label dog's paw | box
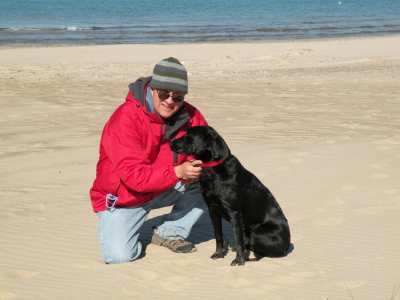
[230,256,246,266]
[210,251,226,259]
[210,242,229,259]
[211,247,228,259]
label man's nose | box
[163,96,175,104]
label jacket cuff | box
[167,163,180,185]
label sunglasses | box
[156,89,185,103]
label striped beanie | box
[150,57,188,94]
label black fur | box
[171,126,291,266]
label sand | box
[0,35,399,300]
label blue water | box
[1,0,400,44]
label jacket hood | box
[128,76,152,111]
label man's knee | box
[102,241,142,264]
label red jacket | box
[89,85,207,212]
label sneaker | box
[151,232,197,253]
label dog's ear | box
[188,130,211,161]
[207,127,230,160]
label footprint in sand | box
[341,136,352,141]
[355,206,380,215]
[293,271,316,279]
[355,203,400,215]
[370,173,390,180]
[295,151,309,157]
[138,269,159,281]
[228,277,254,288]
[384,189,398,195]
[325,139,336,145]
[336,280,366,289]
[289,158,303,164]
[313,217,343,226]
[15,270,39,280]
[0,290,15,300]
[121,288,140,297]
[290,152,310,162]
[271,271,315,286]
[159,275,189,292]
[376,145,392,151]
[334,197,345,205]
[277,165,290,172]
[341,185,357,192]
[369,163,383,169]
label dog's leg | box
[208,204,228,259]
[229,210,246,266]
[244,228,252,261]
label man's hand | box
[174,160,203,181]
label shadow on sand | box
[138,208,294,259]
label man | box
[90,57,207,264]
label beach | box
[0,35,399,299]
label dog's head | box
[171,126,230,162]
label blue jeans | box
[97,185,204,264]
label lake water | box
[1,0,399,44]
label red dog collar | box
[187,155,225,168]
[201,159,225,168]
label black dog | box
[171,126,291,266]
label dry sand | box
[0,36,399,300]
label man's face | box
[152,89,185,119]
